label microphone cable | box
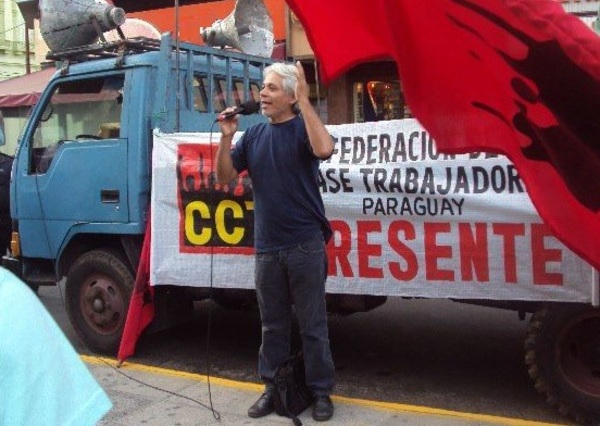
[28,134,223,420]
[95,123,224,419]
[203,120,221,420]
[31,98,259,423]
[32,177,224,419]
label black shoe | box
[248,392,274,418]
[312,395,334,421]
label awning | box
[0,68,56,108]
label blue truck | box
[2,34,272,353]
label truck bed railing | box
[155,34,275,132]
[46,37,162,63]
[46,33,274,132]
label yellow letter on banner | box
[215,200,244,245]
[185,201,211,245]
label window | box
[216,79,228,112]
[0,107,29,156]
[193,76,209,112]
[193,75,261,113]
[353,80,411,122]
[30,74,124,174]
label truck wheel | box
[65,249,133,355]
[524,305,600,425]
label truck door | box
[15,73,128,258]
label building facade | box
[132,0,600,125]
[2,0,599,126]
[0,0,37,81]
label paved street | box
[88,356,565,426]
[39,285,573,425]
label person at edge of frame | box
[214,60,336,422]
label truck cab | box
[4,35,272,353]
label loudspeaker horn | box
[39,0,126,52]
[200,0,274,58]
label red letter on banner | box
[459,223,489,282]
[425,222,453,281]
[357,221,383,278]
[328,220,354,277]
[492,223,525,284]
[531,223,563,285]
[388,220,418,281]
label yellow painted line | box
[81,355,263,392]
[329,395,564,426]
[82,355,566,426]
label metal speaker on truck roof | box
[39,0,126,52]
[200,0,274,58]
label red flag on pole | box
[117,214,154,363]
[287,0,600,270]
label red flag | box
[287,0,600,270]
[117,215,154,363]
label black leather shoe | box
[312,395,334,421]
[248,392,274,418]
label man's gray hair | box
[263,62,297,96]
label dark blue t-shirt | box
[231,115,332,253]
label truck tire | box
[524,305,600,425]
[65,249,134,355]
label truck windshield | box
[30,74,125,174]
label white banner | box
[151,119,594,302]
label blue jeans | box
[255,234,335,395]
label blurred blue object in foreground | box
[0,267,112,425]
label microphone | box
[216,100,261,122]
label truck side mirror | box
[40,104,54,123]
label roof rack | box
[46,36,162,63]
